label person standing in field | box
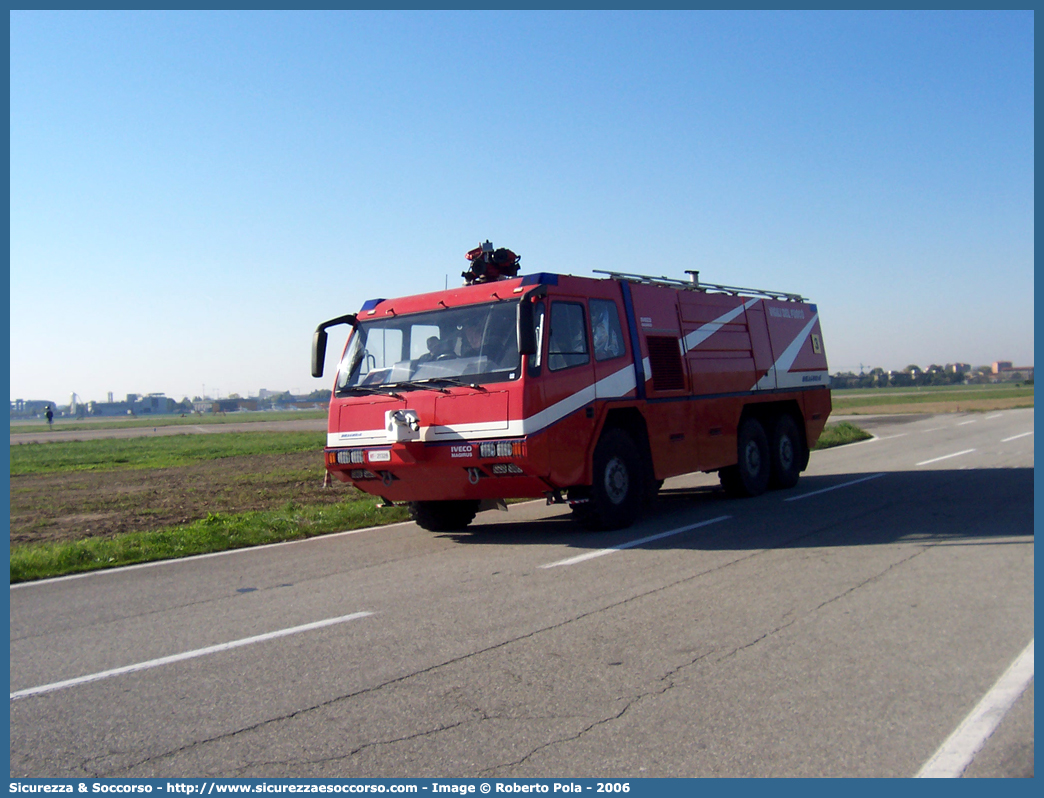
[45,406,54,428]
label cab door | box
[533,297,596,487]
[589,295,632,400]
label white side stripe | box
[328,299,827,448]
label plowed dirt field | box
[9,452,355,546]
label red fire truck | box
[312,245,831,532]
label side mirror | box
[311,330,328,378]
[311,314,358,379]
[517,299,537,355]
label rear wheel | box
[720,417,770,497]
[408,500,480,532]
[581,428,646,531]
[769,414,804,489]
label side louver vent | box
[646,336,686,391]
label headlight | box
[479,440,526,459]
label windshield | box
[336,301,521,394]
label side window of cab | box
[548,302,589,371]
[589,298,625,361]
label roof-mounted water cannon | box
[462,240,520,285]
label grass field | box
[813,421,873,448]
[831,383,1032,414]
[10,408,327,434]
[10,498,409,584]
[10,431,322,475]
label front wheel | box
[408,500,480,532]
[581,429,646,531]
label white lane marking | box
[10,611,374,701]
[984,414,1004,420]
[916,449,976,467]
[784,473,886,502]
[1001,431,1033,443]
[916,638,1034,778]
[540,516,732,569]
[957,419,977,426]
[846,437,878,447]
[847,432,910,448]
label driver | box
[459,315,485,357]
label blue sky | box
[9,10,1034,404]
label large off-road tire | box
[581,428,646,531]
[408,500,480,532]
[768,414,805,490]
[719,417,770,498]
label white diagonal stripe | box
[754,313,820,390]
[682,297,760,352]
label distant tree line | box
[831,365,1032,389]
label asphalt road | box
[9,409,1034,778]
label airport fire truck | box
[312,243,831,531]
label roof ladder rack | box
[592,269,806,302]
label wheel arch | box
[598,406,654,479]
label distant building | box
[136,394,176,414]
[985,361,1033,382]
[87,400,132,417]
[9,399,57,419]
[87,393,176,416]
[213,399,258,413]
